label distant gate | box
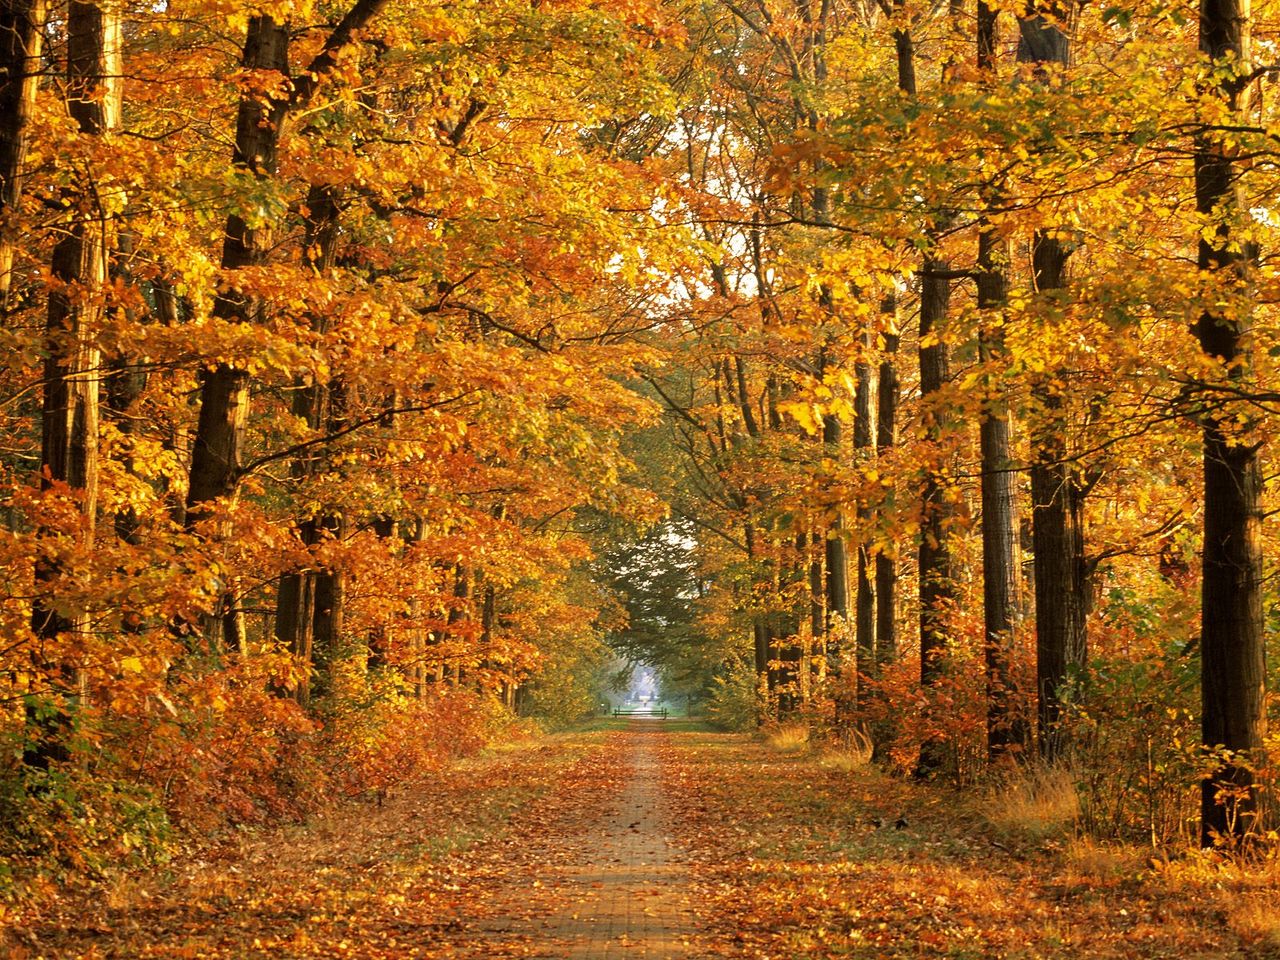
[613,706,669,719]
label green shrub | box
[705,656,760,731]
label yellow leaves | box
[194,0,316,34]
[778,401,824,437]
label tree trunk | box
[768,530,804,716]
[977,1,1027,761]
[104,231,146,552]
[1018,2,1087,760]
[746,520,771,702]
[274,184,342,703]
[888,1,955,777]
[0,0,44,307]
[26,0,120,770]
[977,258,1025,759]
[310,510,345,695]
[808,527,825,648]
[916,256,955,777]
[274,520,317,698]
[1194,0,1266,846]
[185,14,289,652]
[823,413,848,639]
[876,295,899,669]
[186,0,388,649]
[854,329,875,708]
[309,370,348,694]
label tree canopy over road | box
[1,0,1278,927]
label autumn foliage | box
[2,0,1280,908]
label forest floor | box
[4,721,1280,959]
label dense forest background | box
[1,0,1278,889]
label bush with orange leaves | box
[859,599,1036,786]
[314,659,514,802]
[0,645,516,897]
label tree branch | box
[290,0,390,112]
[240,393,474,478]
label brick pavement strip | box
[483,722,698,959]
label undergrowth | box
[0,654,518,902]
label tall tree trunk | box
[905,5,957,777]
[26,0,120,770]
[823,412,848,635]
[745,519,771,703]
[274,184,342,703]
[185,14,289,651]
[853,327,876,709]
[976,1,1027,760]
[1018,2,1087,760]
[310,509,346,695]
[916,257,955,777]
[185,0,387,650]
[808,526,825,649]
[274,523,317,697]
[1194,0,1266,846]
[104,231,145,552]
[729,357,774,705]
[767,531,802,716]
[309,374,348,693]
[875,295,899,669]
[0,0,44,307]
[812,106,847,689]
[103,231,149,636]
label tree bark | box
[310,509,346,694]
[1017,2,1087,760]
[1194,0,1266,846]
[185,13,288,514]
[0,0,44,307]
[185,14,289,653]
[916,257,955,777]
[26,0,120,770]
[876,295,899,670]
[185,0,388,650]
[274,184,342,703]
[823,413,848,638]
[854,327,876,708]
[808,527,825,646]
[886,0,957,776]
[977,1,1027,760]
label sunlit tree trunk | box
[27,0,120,769]
[1194,0,1266,846]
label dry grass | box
[986,763,1080,840]
[1228,891,1280,954]
[1061,837,1148,886]
[1156,848,1280,954]
[763,721,810,753]
[817,728,874,771]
